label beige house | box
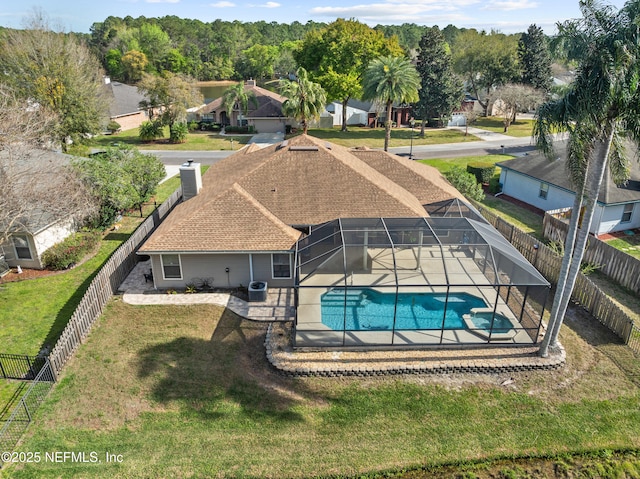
[138,134,465,290]
[194,80,291,134]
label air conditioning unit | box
[248,281,268,302]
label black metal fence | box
[0,354,47,380]
[0,360,55,466]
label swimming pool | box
[320,288,488,331]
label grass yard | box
[4,299,639,479]
[0,174,185,357]
[418,155,545,238]
[89,128,251,151]
[473,116,536,137]
[307,126,479,148]
[605,235,640,260]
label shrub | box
[187,120,199,132]
[444,166,485,201]
[466,163,496,184]
[225,125,254,134]
[107,120,121,134]
[488,176,502,194]
[42,231,101,270]
[139,120,163,142]
[169,122,188,143]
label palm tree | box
[362,56,420,151]
[221,82,258,126]
[535,0,640,357]
[279,67,327,134]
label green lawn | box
[89,128,250,151]
[0,176,185,357]
[5,300,639,478]
[307,126,479,148]
[605,236,640,260]
[473,116,536,137]
[418,155,546,238]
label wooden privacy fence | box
[473,203,637,351]
[48,188,182,378]
[544,210,640,295]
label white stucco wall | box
[596,202,640,234]
[2,218,75,269]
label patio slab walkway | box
[120,260,295,321]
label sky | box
[0,0,629,35]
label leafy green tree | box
[535,0,640,357]
[518,24,553,92]
[295,19,404,131]
[236,44,279,80]
[138,72,203,129]
[415,26,464,133]
[74,146,165,226]
[452,30,521,116]
[0,14,109,150]
[137,23,172,72]
[121,50,148,82]
[280,67,327,134]
[105,49,124,80]
[362,56,420,151]
[163,48,188,74]
[221,82,259,126]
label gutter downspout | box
[249,254,254,282]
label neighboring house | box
[497,146,640,236]
[325,100,371,127]
[193,80,290,134]
[0,150,79,270]
[104,77,149,131]
[138,134,466,290]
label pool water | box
[321,288,488,331]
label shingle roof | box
[139,135,465,253]
[497,143,640,205]
[105,81,147,118]
[350,148,466,207]
[197,83,286,118]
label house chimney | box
[180,160,202,200]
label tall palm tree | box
[221,82,258,126]
[535,0,640,357]
[279,67,327,134]
[362,56,420,151]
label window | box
[272,253,291,279]
[539,182,549,200]
[12,235,32,260]
[622,203,634,223]
[161,254,182,279]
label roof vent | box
[325,142,332,150]
[278,140,289,149]
[290,146,319,151]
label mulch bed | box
[0,267,61,283]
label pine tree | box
[518,24,553,92]
[415,27,463,131]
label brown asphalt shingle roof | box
[140,135,464,253]
[197,83,286,118]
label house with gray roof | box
[104,78,149,131]
[497,145,640,236]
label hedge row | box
[41,231,102,270]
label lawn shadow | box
[136,310,305,423]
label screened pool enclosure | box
[293,212,550,348]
